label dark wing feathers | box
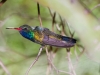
[33,26,61,39]
[43,28,61,39]
[43,28,76,43]
[61,36,76,43]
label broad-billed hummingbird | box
[6,24,76,48]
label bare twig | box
[37,3,43,27]
[52,12,56,31]
[0,60,11,75]
[25,47,43,75]
[48,8,53,17]
[77,44,85,57]
[46,61,52,75]
[45,47,59,75]
[66,48,76,75]
[74,45,79,61]
[46,46,53,75]
[45,47,72,75]
[59,16,67,35]
[48,8,57,32]
[91,4,100,11]
[78,0,98,19]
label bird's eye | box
[23,27,28,30]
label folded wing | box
[42,27,76,47]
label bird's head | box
[6,24,35,41]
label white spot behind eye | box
[32,27,35,30]
[23,27,28,30]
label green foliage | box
[0,0,100,75]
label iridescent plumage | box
[6,24,76,47]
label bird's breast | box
[34,32,44,42]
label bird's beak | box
[6,27,22,31]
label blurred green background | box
[0,0,100,75]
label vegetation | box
[0,0,100,75]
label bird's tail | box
[62,36,76,43]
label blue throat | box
[19,31,34,42]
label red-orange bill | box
[6,27,22,31]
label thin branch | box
[77,44,85,57]
[45,47,59,75]
[66,48,76,75]
[37,3,43,27]
[0,60,11,75]
[45,47,72,75]
[59,16,68,35]
[78,0,98,19]
[46,46,53,75]
[25,47,43,75]
[49,8,62,33]
[46,62,52,75]
[48,8,53,17]
[74,45,79,61]
[48,8,57,32]
[91,4,100,11]
[52,12,56,31]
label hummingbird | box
[6,24,76,48]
